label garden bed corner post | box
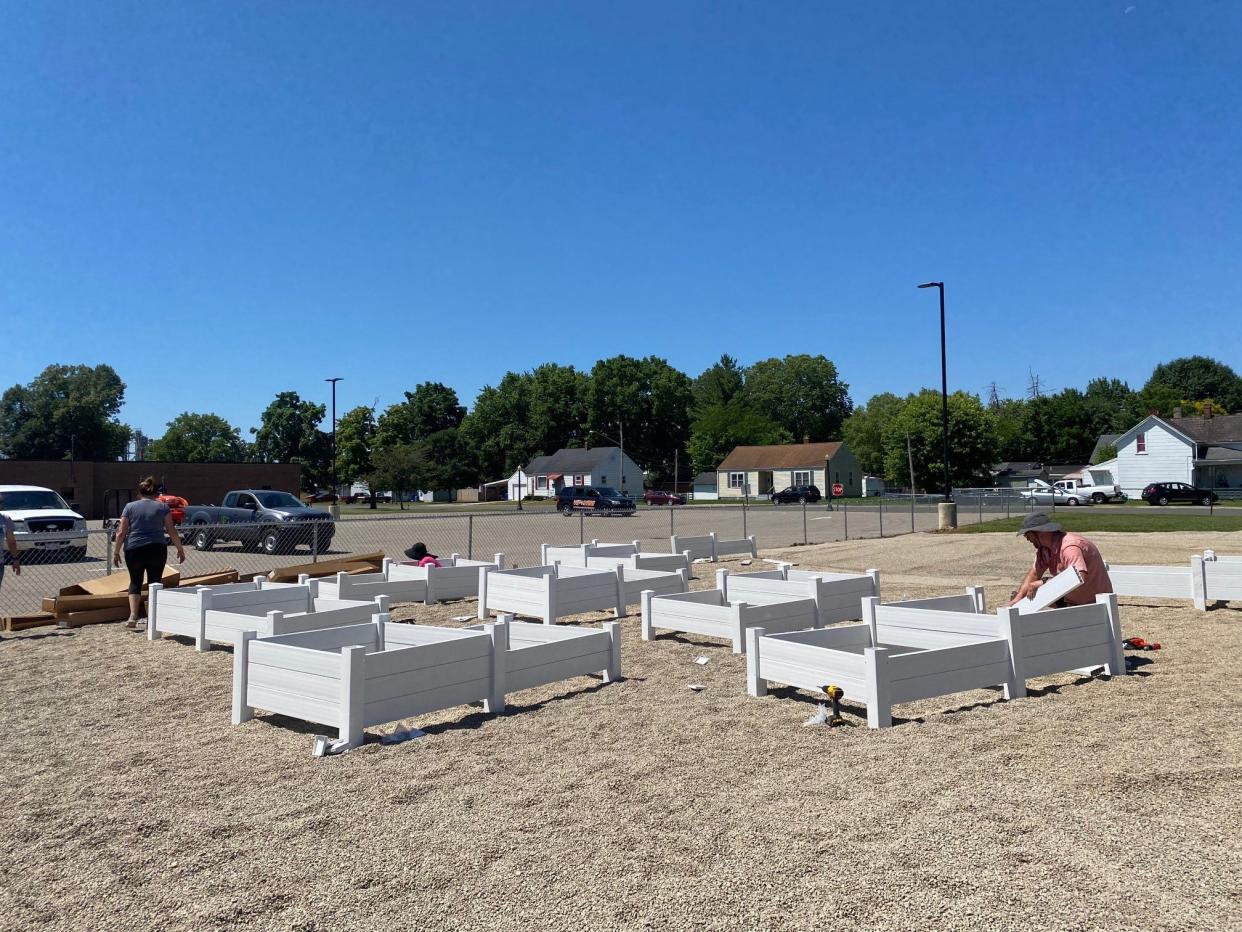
[196,589,213,653]
[339,645,366,749]
[604,621,622,682]
[232,630,256,725]
[863,646,892,728]
[477,565,491,621]
[485,616,509,714]
[745,627,767,697]
[1100,593,1125,676]
[640,589,655,641]
[147,583,163,641]
[993,606,1027,700]
[1191,554,1208,611]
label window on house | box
[1136,433,1147,454]
[599,475,607,484]
[792,470,811,486]
[848,471,853,486]
[728,472,745,489]
[573,474,584,486]
[536,476,547,490]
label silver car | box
[1021,484,1090,507]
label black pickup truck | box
[181,490,336,555]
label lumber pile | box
[3,567,243,631]
[266,552,386,583]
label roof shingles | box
[717,442,845,471]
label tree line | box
[1,354,1237,495]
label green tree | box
[1083,378,1142,435]
[376,382,466,449]
[366,444,424,508]
[842,393,904,478]
[1091,443,1118,465]
[335,405,377,503]
[686,403,792,476]
[1143,356,1242,412]
[1019,390,1097,464]
[691,354,746,414]
[991,398,1029,463]
[415,428,478,492]
[149,412,249,462]
[250,392,331,492]
[460,363,590,482]
[0,363,130,460]
[586,355,693,487]
[743,354,852,442]
[881,390,997,492]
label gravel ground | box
[2,530,1240,931]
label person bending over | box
[1007,512,1112,608]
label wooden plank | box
[58,605,131,627]
[76,565,179,595]
[3,612,56,632]
[178,570,241,588]
[266,552,385,583]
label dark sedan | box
[1141,482,1218,506]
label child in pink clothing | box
[403,542,442,568]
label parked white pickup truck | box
[0,484,89,562]
[1054,476,1126,504]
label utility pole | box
[325,378,343,516]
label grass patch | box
[958,512,1242,534]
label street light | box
[325,378,343,509]
[917,282,952,502]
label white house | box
[1112,412,1242,495]
[508,447,645,500]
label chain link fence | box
[5,495,1239,618]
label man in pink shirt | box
[1007,512,1113,607]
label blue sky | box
[3,2,1239,438]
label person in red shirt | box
[1007,512,1113,607]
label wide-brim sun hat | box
[1016,512,1062,536]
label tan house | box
[716,441,862,499]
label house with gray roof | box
[507,447,644,500]
[1110,410,1242,495]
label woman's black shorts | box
[124,542,168,594]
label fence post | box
[878,498,883,538]
[467,514,474,560]
[579,513,585,544]
[742,497,748,539]
[802,500,808,546]
[843,501,848,540]
[910,493,915,533]
[978,496,983,526]
[669,504,675,537]
[312,520,319,564]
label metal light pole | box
[325,378,342,514]
[917,282,952,502]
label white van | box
[0,485,89,561]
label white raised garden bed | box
[745,592,1125,728]
[640,588,818,654]
[668,532,757,562]
[717,566,880,626]
[147,581,389,651]
[541,540,692,575]
[479,564,622,624]
[1107,552,1242,611]
[233,615,620,750]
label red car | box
[643,490,684,506]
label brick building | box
[0,461,301,519]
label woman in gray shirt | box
[112,476,186,628]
